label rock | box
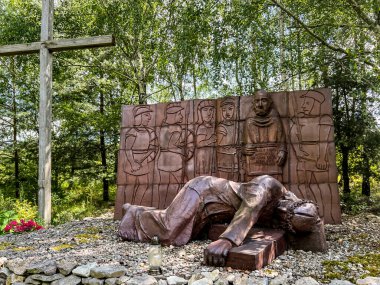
[191,278,213,285]
[0,268,10,280]
[82,277,105,285]
[295,277,319,285]
[158,280,168,285]
[90,265,126,279]
[57,259,78,275]
[72,262,98,277]
[226,274,236,283]
[6,259,28,275]
[214,278,229,285]
[328,280,355,285]
[51,274,82,285]
[26,260,57,275]
[201,270,219,282]
[189,273,203,284]
[0,279,5,285]
[356,277,380,285]
[28,273,64,282]
[270,274,289,285]
[105,278,118,285]
[24,275,41,284]
[126,275,158,285]
[0,258,7,268]
[117,276,130,285]
[6,273,24,284]
[167,275,188,285]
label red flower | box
[3,219,44,234]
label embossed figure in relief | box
[195,100,216,176]
[123,106,158,205]
[157,103,194,208]
[290,91,335,222]
[216,97,239,181]
[242,90,287,181]
[119,175,326,266]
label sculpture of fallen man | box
[118,175,327,266]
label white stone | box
[191,278,213,285]
[51,274,82,285]
[90,265,126,279]
[72,262,98,277]
[356,277,380,285]
[127,275,158,285]
[167,275,188,285]
[270,274,289,285]
[295,277,319,285]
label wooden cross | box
[0,0,115,224]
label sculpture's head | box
[300,91,325,116]
[165,103,184,124]
[220,97,235,121]
[253,89,273,116]
[277,198,321,233]
[290,201,320,232]
[133,105,153,126]
[197,100,215,124]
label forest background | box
[0,0,379,225]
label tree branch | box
[271,0,347,54]
[346,0,380,35]
[270,0,380,72]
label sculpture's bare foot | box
[119,204,155,241]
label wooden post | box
[38,0,54,224]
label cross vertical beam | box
[38,0,54,224]
[0,1,114,226]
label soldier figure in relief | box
[123,105,158,205]
[216,97,239,181]
[157,103,194,208]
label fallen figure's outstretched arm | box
[204,178,322,266]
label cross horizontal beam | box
[0,35,115,56]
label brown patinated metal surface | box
[115,88,341,224]
[118,175,327,268]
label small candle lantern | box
[148,236,162,275]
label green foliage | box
[0,210,18,235]
[0,0,379,224]
[51,182,115,225]
[14,199,38,221]
[323,253,380,283]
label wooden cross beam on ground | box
[0,0,115,224]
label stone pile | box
[1,260,380,285]
[0,212,379,285]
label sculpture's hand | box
[131,161,142,172]
[316,158,328,170]
[276,150,287,166]
[204,238,232,266]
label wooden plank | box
[0,35,115,57]
[0,42,41,56]
[46,35,115,52]
[206,224,287,270]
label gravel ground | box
[0,212,379,284]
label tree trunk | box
[361,150,371,196]
[341,146,350,200]
[99,91,109,202]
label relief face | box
[114,88,341,224]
